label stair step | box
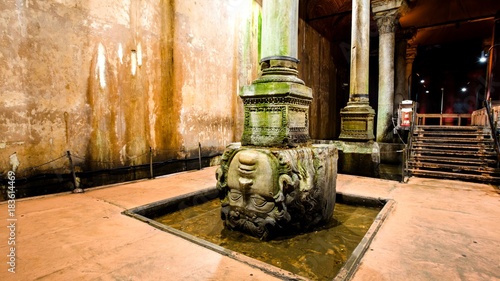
[413,131,490,137]
[408,155,497,165]
[411,148,497,157]
[412,137,493,143]
[411,142,495,150]
[408,125,500,182]
[415,125,489,131]
[408,169,500,182]
[408,161,500,173]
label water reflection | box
[155,199,380,280]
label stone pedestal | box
[333,140,380,178]
[339,103,376,140]
[216,143,337,240]
[240,80,312,147]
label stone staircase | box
[407,125,500,183]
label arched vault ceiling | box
[302,0,500,46]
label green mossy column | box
[217,0,338,240]
[261,0,298,60]
[240,0,311,147]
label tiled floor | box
[1,166,499,280]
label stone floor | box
[1,166,499,280]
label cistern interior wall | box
[0,0,341,177]
[2,0,500,182]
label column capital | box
[372,0,404,34]
[374,9,400,34]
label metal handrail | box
[416,113,472,126]
[402,104,418,183]
[485,99,500,167]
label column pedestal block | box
[240,81,312,147]
[339,103,376,141]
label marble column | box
[240,0,312,147]
[373,1,402,142]
[405,45,417,101]
[394,38,407,107]
[486,11,500,101]
[261,0,298,61]
[395,27,415,106]
[339,0,375,140]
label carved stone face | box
[227,149,278,215]
[217,144,337,240]
[222,149,288,240]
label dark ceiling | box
[301,0,500,47]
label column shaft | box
[339,0,375,141]
[394,39,407,106]
[349,0,371,103]
[486,11,500,101]
[374,8,398,142]
[261,0,299,61]
[405,45,417,100]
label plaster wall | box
[0,0,260,177]
[298,19,338,140]
[0,0,334,181]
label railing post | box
[67,151,83,193]
[401,146,406,183]
[198,142,202,170]
[149,147,154,179]
[485,99,500,167]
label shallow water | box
[155,199,380,280]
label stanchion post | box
[67,151,84,193]
[149,147,154,179]
[198,142,202,170]
[401,147,405,183]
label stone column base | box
[216,143,338,240]
[339,103,375,141]
[332,140,380,178]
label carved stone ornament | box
[216,143,338,240]
[339,103,376,140]
[240,81,313,147]
[374,9,399,35]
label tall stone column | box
[405,45,417,100]
[394,38,407,107]
[486,11,500,101]
[339,0,375,141]
[335,0,380,178]
[216,0,338,240]
[395,27,415,106]
[373,0,402,142]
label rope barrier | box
[19,154,67,172]
[11,142,403,176]
[4,140,406,198]
[8,146,217,177]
